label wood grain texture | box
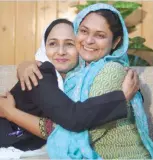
[0,1,152,65]
[0,2,15,65]
[15,2,36,64]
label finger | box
[127,69,134,80]
[29,72,38,86]
[0,95,6,98]
[16,71,20,80]
[133,71,140,90]
[32,67,43,79]
[24,76,32,90]
[36,61,42,67]
[124,67,130,72]
[19,77,25,91]
[6,92,13,99]
[20,81,26,91]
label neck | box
[60,73,66,79]
[85,61,90,66]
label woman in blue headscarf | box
[44,3,152,159]
[49,3,153,159]
[2,3,152,159]
[70,3,153,158]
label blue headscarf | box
[47,3,153,159]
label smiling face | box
[76,12,115,65]
[45,23,78,75]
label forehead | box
[80,12,110,32]
[47,23,75,40]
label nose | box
[58,46,66,56]
[85,35,95,44]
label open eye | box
[49,42,57,47]
[79,28,88,35]
[96,34,105,39]
[66,42,74,47]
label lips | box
[83,46,96,52]
[55,58,69,63]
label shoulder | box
[89,62,126,96]
[98,61,127,77]
[104,61,125,71]
[39,61,56,76]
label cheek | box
[97,39,113,50]
[76,34,84,46]
[69,50,79,63]
[76,33,82,42]
[76,36,80,50]
[46,49,54,60]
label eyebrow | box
[47,38,75,43]
[47,38,57,41]
[80,25,106,34]
[47,38,74,41]
[65,39,75,42]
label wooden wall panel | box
[142,1,153,64]
[36,1,57,50]
[0,1,153,65]
[0,2,15,65]
[57,0,77,21]
[142,1,153,49]
[15,2,36,64]
[127,1,142,38]
[36,1,45,50]
[130,1,153,65]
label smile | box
[83,46,95,52]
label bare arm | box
[0,93,52,139]
[9,107,43,139]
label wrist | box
[122,90,129,102]
[6,107,18,121]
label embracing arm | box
[0,61,138,139]
[13,61,138,133]
[28,62,127,132]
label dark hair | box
[44,18,73,44]
[94,9,123,50]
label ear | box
[112,36,121,50]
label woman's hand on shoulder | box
[17,60,43,91]
[122,68,139,101]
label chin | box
[57,68,66,73]
[57,67,70,73]
[81,55,94,63]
